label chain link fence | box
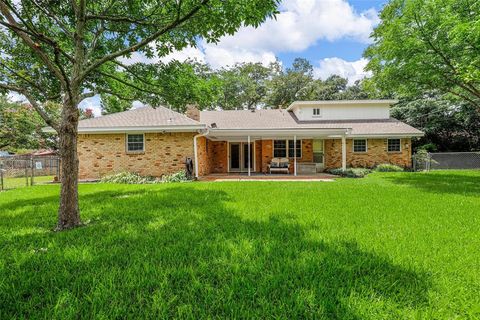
[413,152,480,171]
[0,156,60,190]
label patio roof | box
[200,109,423,137]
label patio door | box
[313,139,324,172]
[229,142,254,172]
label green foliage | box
[2,170,480,318]
[0,97,57,152]
[365,0,480,108]
[391,94,480,151]
[328,168,372,178]
[216,62,273,110]
[375,164,404,172]
[264,58,314,108]
[100,170,191,184]
[100,172,157,184]
[161,170,190,183]
[297,76,371,101]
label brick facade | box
[77,132,195,179]
[324,138,412,169]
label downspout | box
[193,128,209,179]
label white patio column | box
[341,135,347,171]
[294,135,297,176]
[247,135,251,176]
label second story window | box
[313,108,322,117]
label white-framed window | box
[353,139,367,153]
[126,134,144,152]
[387,138,401,152]
[273,140,302,158]
[313,108,322,117]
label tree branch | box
[29,0,73,38]
[82,0,209,80]
[0,1,69,89]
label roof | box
[286,99,398,111]
[200,109,423,136]
[75,106,204,133]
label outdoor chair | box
[268,157,290,174]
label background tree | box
[265,58,314,108]
[216,62,272,110]
[0,97,57,152]
[392,93,480,151]
[0,0,279,230]
[364,0,480,109]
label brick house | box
[70,100,423,179]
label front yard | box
[0,171,479,319]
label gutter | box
[42,125,206,134]
[193,128,209,179]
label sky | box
[12,0,388,116]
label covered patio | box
[197,172,337,181]
[194,128,350,178]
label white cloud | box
[118,0,378,69]
[313,57,371,85]
[212,0,378,53]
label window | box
[388,138,401,152]
[313,108,322,117]
[273,140,302,158]
[288,140,302,158]
[126,134,144,152]
[353,139,367,153]
[273,140,287,157]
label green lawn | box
[1,171,479,319]
[1,175,55,189]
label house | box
[68,100,423,179]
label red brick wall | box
[78,132,195,179]
[324,138,412,169]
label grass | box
[1,175,54,189]
[0,170,479,319]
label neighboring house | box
[57,100,423,179]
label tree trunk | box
[55,98,82,231]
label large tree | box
[364,0,480,109]
[265,58,314,108]
[0,0,279,230]
[217,62,272,110]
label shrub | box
[161,170,190,183]
[327,168,372,178]
[375,164,404,172]
[100,172,156,184]
[101,170,192,184]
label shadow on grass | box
[0,186,431,318]
[384,171,480,196]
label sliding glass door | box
[229,142,254,172]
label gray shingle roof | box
[200,109,423,136]
[78,106,202,129]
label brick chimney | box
[185,104,200,122]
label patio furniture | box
[269,157,289,174]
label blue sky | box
[79,0,388,115]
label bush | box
[161,170,190,183]
[100,171,156,184]
[375,164,404,172]
[327,168,372,178]
[101,170,192,184]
